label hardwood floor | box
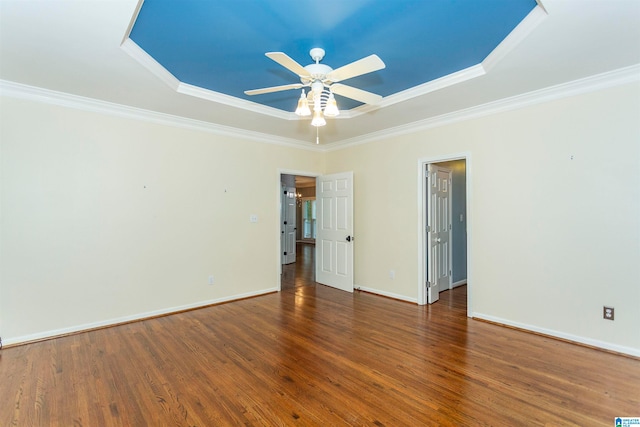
[281,242,316,290]
[2,251,639,425]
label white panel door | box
[427,165,452,304]
[283,186,297,264]
[316,172,354,292]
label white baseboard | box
[472,312,640,358]
[452,279,467,288]
[355,285,418,304]
[3,287,278,347]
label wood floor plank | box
[1,258,639,425]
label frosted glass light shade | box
[311,110,326,127]
[324,93,339,117]
[295,91,311,116]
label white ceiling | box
[1,0,639,149]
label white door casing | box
[426,165,452,304]
[316,172,354,292]
[283,186,297,264]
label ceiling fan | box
[245,48,385,126]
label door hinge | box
[426,281,430,288]
[449,224,452,230]
[426,225,431,232]
[425,169,429,178]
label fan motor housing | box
[303,63,332,83]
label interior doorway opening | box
[419,155,471,315]
[280,173,317,290]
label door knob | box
[435,237,441,243]
[346,236,353,242]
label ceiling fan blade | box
[331,84,383,105]
[265,52,311,78]
[326,54,385,83]
[244,83,304,96]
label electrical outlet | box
[603,306,614,320]
[208,275,215,285]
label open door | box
[426,164,452,303]
[282,186,297,265]
[315,172,354,292]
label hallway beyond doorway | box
[281,242,316,290]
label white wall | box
[2,80,638,356]
[325,82,640,355]
[0,96,322,344]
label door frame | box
[417,153,472,317]
[277,169,320,290]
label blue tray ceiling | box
[129,0,537,112]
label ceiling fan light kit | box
[295,90,311,116]
[245,47,386,134]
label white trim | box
[356,286,418,304]
[120,38,181,91]
[0,79,321,152]
[472,312,640,358]
[2,287,278,347]
[2,64,637,153]
[349,4,548,116]
[121,38,299,121]
[349,64,486,119]
[322,64,640,152]
[177,82,292,120]
[120,0,144,45]
[418,153,472,318]
[482,5,548,73]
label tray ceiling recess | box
[123,0,541,121]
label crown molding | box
[120,38,180,91]
[349,64,486,119]
[483,4,548,73]
[121,38,299,121]
[349,4,548,118]
[0,79,322,152]
[322,64,640,152]
[176,82,292,120]
[2,64,637,154]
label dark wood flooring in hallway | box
[281,242,316,290]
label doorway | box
[419,155,471,315]
[278,171,355,293]
[280,173,317,290]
